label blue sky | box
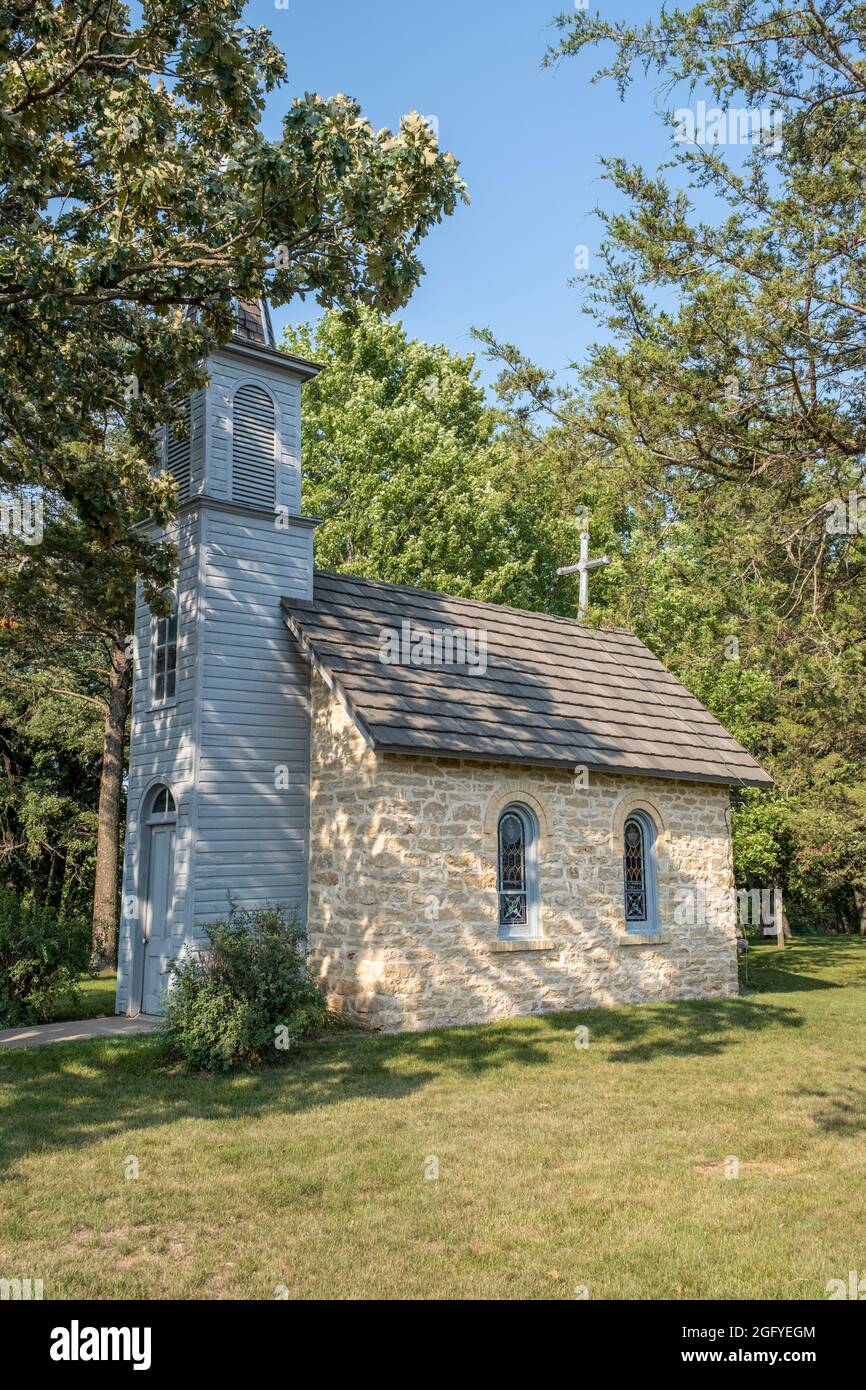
[246,0,677,392]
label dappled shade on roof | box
[282,571,773,788]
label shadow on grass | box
[745,936,866,995]
[743,962,840,994]
[541,994,804,1064]
[794,1067,866,1137]
[0,1018,557,1178]
[0,987,806,1176]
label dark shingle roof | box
[233,298,275,347]
[282,571,773,788]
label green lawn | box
[1,938,865,1300]
[45,971,118,1023]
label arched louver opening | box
[165,406,191,504]
[232,384,276,508]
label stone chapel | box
[116,302,772,1031]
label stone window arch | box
[483,784,550,853]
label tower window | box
[152,601,178,703]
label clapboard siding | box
[116,509,201,1014]
[194,504,310,924]
[117,333,316,1015]
[117,502,314,1013]
[189,387,206,495]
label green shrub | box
[164,903,332,1072]
[0,892,90,1027]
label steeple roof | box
[233,298,275,347]
[220,297,321,378]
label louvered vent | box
[232,384,276,508]
[165,407,191,504]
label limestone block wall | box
[307,675,738,1032]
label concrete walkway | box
[0,1015,162,1049]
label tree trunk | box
[854,888,866,937]
[0,739,17,880]
[90,635,131,968]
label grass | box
[44,972,118,1023]
[1,937,865,1300]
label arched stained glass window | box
[497,804,539,938]
[624,817,647,921]
[623,811,659,932]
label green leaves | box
[546,0,866,927]
[282,307,584,614]
[1,3,466,588]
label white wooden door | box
[141,825,175,1014]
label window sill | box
[617,932,669,947]
[491,938,557,953]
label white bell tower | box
[116,303,321,1015]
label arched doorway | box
[138,785,177,1015]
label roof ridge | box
[313,568,634,638]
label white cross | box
[557,528,611,621]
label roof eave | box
[221,337,323,379]
[370,739,774,788]
[282,608,378,751]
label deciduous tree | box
[1,0,466,589]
